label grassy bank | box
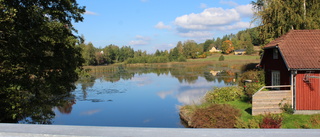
[187,54,260,62]
[180,87,320,129]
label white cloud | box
[172,3,255,41]
[129,40,148,46]
[157,90,174,99]
[178,31,212,38]
[129,35,151,46]
[135,35,151,41]
[216,21,253,31]
[219,0,238,7]
[153,43,175,52]
[174,8,240,30]
[200,3,207,9]
[84,11,98,15]
[155,22,172,30]
[235,4,254,18]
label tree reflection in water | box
[1,63,240,125]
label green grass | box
[282,114,320,128]
[187,54,260,62]
[227,100,253,121]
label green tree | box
[203,39,214,52]
[0,0,85,122]
[183,40,202,59]
[176,41,184,56]
[215,37,222,49]
[169,47,179,61]
[245,44,255,55]
[82,42,96,65]
[155,49,161,56]
[252,0,320,43]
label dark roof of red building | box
[264,30,320,70]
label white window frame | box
[272,70,281,86]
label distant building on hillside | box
[234,49,246,55]
[209,47,221,53]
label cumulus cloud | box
[178,31,212,38]
[157,90,174,99]
[235,4,254,18]
[174,8,240,30]
[85,10,98,15]
[155,22,172,30]
[129,35,151,46]
[172,3,254,40]
[200,3,207,9]
[219,0,238,7]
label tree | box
[245,44,255,55]
[203,39,214,52]
[0,0,85,122]
[82,42,96,65]
[183,40,201,59]
[155,49,161,56]
[221,40,234,54]
[169,47,179,61]
[252,0,320,43]
[215,37,222,49]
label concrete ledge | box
[1,124,320,137]
[295,110,320,115]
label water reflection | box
[75,64,238,105]
[8,63,240,127]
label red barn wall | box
[296,71,320,110]
[260,48,291,86]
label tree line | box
[252,0,320,44]
[79,27,261,66]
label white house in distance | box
[209,47,222,53]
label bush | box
[178,56,187,62]
[204,86,244,104]
[239,70,265,102]
[244,83,264,102]
[279,102,294,114]
[235,117,260,128]
[218,55,224,61]
[190,104,241,128]
[259,113,283,128]
[239,70,265,86]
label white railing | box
[254,85,292,96]
[253,85,293,109]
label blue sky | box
[74,0,255,53]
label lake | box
[47,63,241,127]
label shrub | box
[218,55,224,61]
[244,83,264,102]
[235,117,260,128]
[190,104,241,128]
[259,113,283,128]
[178,56,187,62]
[279,101,294,114]
[239,70,265,102]
[204,86,244,104]
[239,70,265,86]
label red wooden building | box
[260,30,320,111]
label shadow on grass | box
[245,108,252,115]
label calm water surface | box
[52,64,238,127]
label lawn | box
[187,54,260,62]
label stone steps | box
[252,90,292,115]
